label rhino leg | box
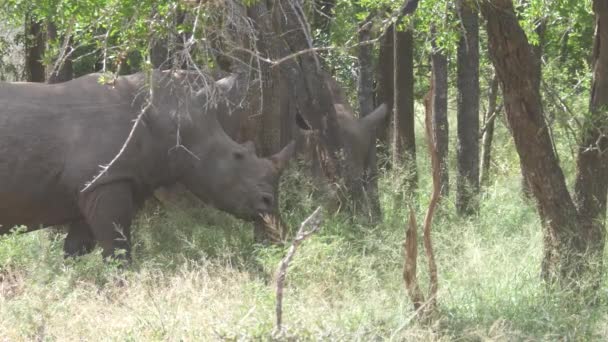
[78,181,134,260]
[63,220,96,257]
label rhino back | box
[0,73,155,227]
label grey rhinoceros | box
[0,70,294,259]
[215,72,387,208]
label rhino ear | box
[359,103,388,133]
[242,140,256,154]
[270,140,296,172]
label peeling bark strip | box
[403,85,440,318]
[423,85,440,312]
[274,207,323,336]
[404,207,424,309]
[480,0,608,288]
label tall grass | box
[1,122,607,340]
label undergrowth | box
[1,124,608,340]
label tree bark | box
[392,28,418,193]
[46,21,73,84]
[481,0,608,288]
[25,17,45,82]
[456,0,480,215]
[480,73,499,187]
[431,25,449,196]
[358,18,382,222]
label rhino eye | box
[233,151,245,161]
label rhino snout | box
[256,193,275,213]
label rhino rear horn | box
[360,103,388,132]
[270,140,296,172]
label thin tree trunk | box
[480,73,499,187]
[572,0,608,289]
[456,1,480,215]
[46,21,73,84]
[25,17,45,82]
[358,18,382,222]
[481,0,608,289]
[431,25,449,196]
[392,28,418,193]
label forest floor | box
[1,124,608,340]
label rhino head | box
[165,84,294,221]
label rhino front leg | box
[78,181,135,260]
[63,220,96,257]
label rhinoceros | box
[0,70,294,259]
[215,72,387,208]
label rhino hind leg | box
[63,220,96,257]
[78,181,135,260]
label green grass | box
[2,121,608,340]
[1,167,607,340]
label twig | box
[274,206,323,336]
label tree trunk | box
[25,17,45,82]
[392,28,418,193]
[150,39,168,70]
[572,0,608,288]
[247,1,290,243]
[456,1,480,215]
[358,18,382,223]
[376,24,394,147]
[480,73,499,187]
[46,21,73,84]
[481,0,608,289]
[431,26,449,196]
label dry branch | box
[274,206,323,336]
